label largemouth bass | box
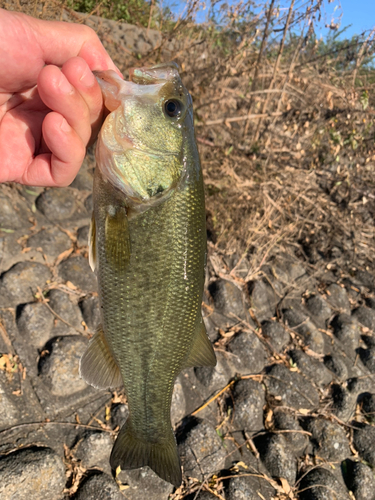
[80,63,216,487]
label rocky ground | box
[0,152,374,500]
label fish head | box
[95,63,195,209]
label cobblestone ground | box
[0,151,374,500]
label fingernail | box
[80,66,96,87]
[60,117,71,133]
[59,74,73,94]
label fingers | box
[38,62,94,146]
[61,57,104,144]
[22,112,86,187]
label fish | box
[79,62,217,487]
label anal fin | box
[105,206,131,272]
[182,318,217,369]
[80,325,122,389]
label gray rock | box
[353,270,375,292]
[358,347,375,373]
[248,279,278,322]
[0,382,19,429]
[202,314,220,343]
[171,376,187,426]
[85,194,93,212]
[230,379,265,433]
[362,333,375,348]
[272,408,309,455]
[28,227,72,259]
[0,262,51,307]
[116,467,173,500]
[306,295,332,329]
[39,336,88,397]
[289,349,333,387]
[352,306,375,331]
[0,231,24,274]
[0,189,32,229]
[325,284,351,313]
[49,289,83,330]
[80,295,101,331]
[366,297,375,309]
[298,467,350,500]
[0,447,66,500]
[58,256,97,293]
[343,459,375,500]
[324,353,349,380]
[330,384,357,422]
[361,393,375,421]
[268,254,306,284]
[75,432,113,474]
[36,187,78,221]
[283,305,325,354]
[254,433,296,484]
[265,364,319,410]
[227,331,267,375]
[77,225,90,248]
[353,423,375,466]
[331,314,360,352]
[226,473,276,500]
[70,167,94,191]
[17,302,54,349]
[304,418,351,462]
[193,491,226,500]
[262,321,290,352]
[111,404,129,430]
[74,473,124,500]
[178,419,228,480]
[208,279,247,327]
[194,351,235,400]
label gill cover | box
[95,64,193,211]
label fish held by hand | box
[80,62,216,488]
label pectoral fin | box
[88,212,96,272]
[105,207,131,272]
[80,325,122,389]
[182,319,217,369]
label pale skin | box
[0,8,121,187]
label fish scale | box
[80,63,216,487]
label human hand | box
[0,9,121,187]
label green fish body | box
[80,64,216,487]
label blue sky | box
[163,1,375,41]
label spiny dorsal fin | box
[105,206,131,272]
[80,325,122,389]
[110,419,182,488]
[182,318,217,369]
[88,212,96,272]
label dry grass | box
[2,0,374,275]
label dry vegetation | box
[2,0,375,281]
[7,0,375,292]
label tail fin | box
[110,419,182,488]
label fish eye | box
[164,99,182,118]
